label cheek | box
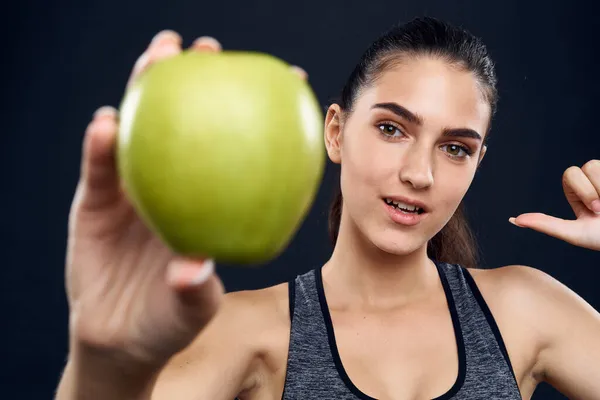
[342,131,395,186]
[435,168,476,211]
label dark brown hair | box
[328,17,497,270]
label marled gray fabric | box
[281,262,522,399]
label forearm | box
[55,345,162,400]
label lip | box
[382,198,429,226]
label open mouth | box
[383,198,425,215]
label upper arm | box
[150,290,270,400]
[504,265,600,400]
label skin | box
[56,32,600,400]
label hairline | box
[342,50,495,139]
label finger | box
[127,30,183,89]
[290,65,308,81]
[166,258,224,327]
[191,36,222,52]
[563,165,600,216]
[78,106,120,210]
[509,213,581,245]
[581,160,600,213]
[166,258,214,289]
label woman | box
[56,17,600,400]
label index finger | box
[127,30,183,89]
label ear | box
[477,145,487,167]
[324,104,344,165]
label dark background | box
[3,0,598,398]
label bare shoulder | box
[466,264,591,323]
[226,280,290,317]
[193,279,291,352]
[465,264,562,347]
[154,280,292,399]
[222,281,291,338]
[466,264,557,307]
[463,265,552,395]
[465,265,598,389]
[220,281,292,396]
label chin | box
[368,228,427,256]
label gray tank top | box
[281,261,522,399]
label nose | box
[399,145,434,190]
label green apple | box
[117,50,325,265]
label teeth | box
[385,198,422,213]
[395,201,417,212]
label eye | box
[440,144,473,159]
[378,123,404,139]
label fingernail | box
[189,259,215,286]
[151,30,181,46]
[193,36,222,52]
[290,65,308,80]
[93,106,117,120]
[508,217,521,227]
[154,41,181,57]
[591,199,600,214]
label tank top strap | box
[436,262,521,398]
[283,269,359,398]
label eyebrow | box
[371,102,482,141]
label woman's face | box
[325,56,491,255]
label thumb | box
[510,213,579,245]
[78,106,122,210]
[166,258,224,328]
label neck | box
[323,210,439,309]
